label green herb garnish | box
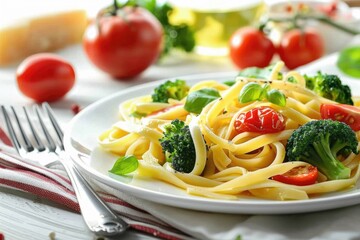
[184,88,221,114]
[109,155,139,175]
[337,46,360,78]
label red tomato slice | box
[320,103,360,131]
[234,106,285,134]
[147,104,183,116]
[272,165,318,186]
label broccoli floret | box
[304,72,353,105]
[286,119,359,180]
[159,119,195,173]
[151,79,190,103]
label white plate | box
[64,60,360,214]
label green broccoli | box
[151,79,190,103]
[304,72,353,105]
[159,119,195,173]
[286,119,359,180]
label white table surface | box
[0,44,236,239]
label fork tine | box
[43,103,64,150]
[10,106,34,152]
[2,106,35,152]
[23,107,46,152]
[34,105,57,152]
[1,106,23,152]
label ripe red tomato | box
[229,27,276,69]
[234,106,286,134]
[83,6,163,79]
[272,165,318,186]
[16,53,75,102]
[278,28,325,69]
[320,103,360,131]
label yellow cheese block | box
[0,10,88,66]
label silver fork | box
[1,103,129,237]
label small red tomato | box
[320,103,360,131]
[278,28,325,69]
[229,27,276,69]
[83,6,163,79]
[234,106,286,134]
[16,53,75,102]
[272,165,318,186]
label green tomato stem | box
[268,14,360,35]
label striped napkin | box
[0,129,189,240]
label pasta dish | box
[98,62,360,201]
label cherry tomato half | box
[272,165,318,186]
[320,103,360,131]
[83,6,163,79]
[278,28,325,69]
[234,106,286,134]
[229,27,276,69]
[16,53,75,102]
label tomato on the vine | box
[234,106,286,134]
[16,53,75,102]
[83,5,163,79]
[229,27,276,69]
[278,28,325,69]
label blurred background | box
[1,0,359,63]
[1,0,360,108]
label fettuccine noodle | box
[99,62,360,201]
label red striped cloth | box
[0,140,189,239]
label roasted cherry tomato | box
[320,103,360,131]
[278,28,325,69]
[83,6,163,79]
[272,165,318,186]
[229,27,276,69]
[234,106,286,134]
[16,53,75,102]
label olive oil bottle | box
[169,0,265,56]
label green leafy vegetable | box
[238,65,283,80]
[159,119,196,173]
[223,80,236,86]
[286,120,358,180]
[123,0,195,57]
[130,111,147,118]
[304,72,353,105]
[238,82,286,106]
[238,82,265,103]
[337,46,360,78]
[109,155,139,175]
[152,79,190,103]
[266,89,286,107]
[184,88,221,114]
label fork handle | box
[61,156,129,236]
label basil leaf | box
[337,46,360,78]
[238,65,283,80]
[266,89,286,107]
[130,111,147,118]
[109,155,139,175]
[238,82,264,103]
[223,80,236,86]
[184,88,221,114]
